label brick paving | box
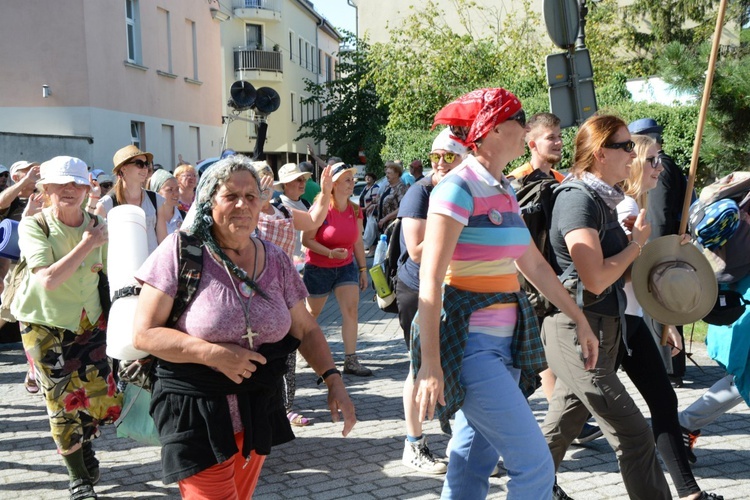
[1,285,749,499]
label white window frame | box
[189,20,198,80]
[289,30,294,61]
[131,121,144,150]
[290,92,297,123]
[125,0,141,63]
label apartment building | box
[217,0,341,170]
[0,0,223,172]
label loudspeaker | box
[228,80,256,111]
[254,87,281,115]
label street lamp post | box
[576,0,589,49]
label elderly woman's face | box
[385,168,399,183]
[159,178,180,207]
[45,182,89,210]
[178,169,197,190]
[211,170,262,236]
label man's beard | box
[540,153,562,165]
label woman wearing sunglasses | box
[540,115,673,499]
[95,145,170,254]
[413,88,599,499]
[614,135,722,500]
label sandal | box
[69,478,97,500]
[287,411,310,427]
[24,370,39,394]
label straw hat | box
[112,145,153,175]
[632,235,718,325]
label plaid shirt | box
[256,210,295,258]
[411,285,546,434]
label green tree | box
[296,33,388,169]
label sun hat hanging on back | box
[632,235,718,325]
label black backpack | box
[513,173,611,316]
[379,218,405,314]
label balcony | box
[233,47,283,82]
[233,0,281,22]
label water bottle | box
[373,234,388,265]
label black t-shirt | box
[396,175,434,291]
[0,197,28,222]
[549,182,628,316]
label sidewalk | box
[1,285,749,499]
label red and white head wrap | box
[431,88,522,149]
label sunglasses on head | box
[99,182,113,189]
[429,152,457,164]
[331,163,352,177]
[505,109,526,128]
[645,156,662,169]
[603,140,635,153]
[127,159,151,169]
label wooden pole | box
[661,0,728,345]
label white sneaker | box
[402,437,448,474]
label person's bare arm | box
[307,143,327,170]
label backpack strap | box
[33,212,50,238]
[270,197,293,219]
[145,190,158,211]
[167,231,204,327]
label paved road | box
[1,286,749,499]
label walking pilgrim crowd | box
[3,87,747,500]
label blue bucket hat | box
[628,118,663,135]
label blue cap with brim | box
[628,118,663,135]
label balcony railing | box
[233,0,278,11]
[233,47,283,73]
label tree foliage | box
[296,33,388,168]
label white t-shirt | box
[99,190,165,254]
[616,195,642,317]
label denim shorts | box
[303,261,359,297]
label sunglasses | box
[603,140,635,153]
[0,172,8,178]
[429,152,457,164]
[645,156,662,169]
[506,109,526,128]
[127,159,152,169]
[99,182,113,189]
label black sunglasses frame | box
[127,159,152,169]
[506,109,526,128]
[603,140,635,153]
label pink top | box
[136,232,308,430]
[305,202,362,268]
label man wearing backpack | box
[395,128,467,474]
[509,113,603,445]
[507,112,565,184]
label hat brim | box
[275,172,311,185]
[632,235,717,325]
[36,175,90,189]
[629,125,663,135]
[332,167,358,182]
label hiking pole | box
[661,0,728,346]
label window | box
[298,39,303,65]
[304,42,310,70]
[189,126,201,164]
[290,92,296,123]
[158,8,172,73]
[310,45,315,72]
[248,122,259,139]
[246,23,262,50]
[125,0,142,63]
[299,99,304,124]
[326,54,333,82]
[131,121,144,149]
[187,19,198,80]
[161,125,175,170]
[318,49,322,75]
[289,31,294,61]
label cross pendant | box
[242,328,259,347]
